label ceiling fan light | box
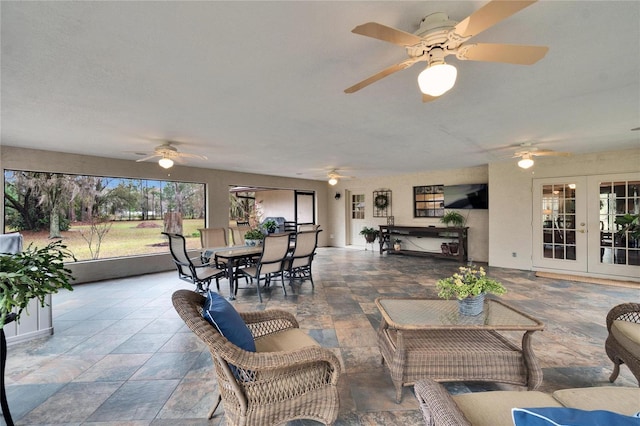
[417,63,457,97]
[328,177,338,186]
[158,157,174,169]
[518,156,534,169]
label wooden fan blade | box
[136,154,160,162]
[457,43,548,65]
[345,58,420,93]
[175,152,208,160]
[422,93,438,103]
[454,0,537,39]
[352,22,422,47]
[532,150,570,157]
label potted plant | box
[359,227,378,243]
[262,219,278,234]
[616,213,639,241]
[0,239,75,424]
[393,239,402,251]
[436,265,506,316]
[440,210,466,227]
[244,228,266,246]
[440,211,467,255]
[0,240,76,329]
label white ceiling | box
[2,1,639,181]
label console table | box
[379,225,468,262]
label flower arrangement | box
[436,265,506,300]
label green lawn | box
[16,219,204,261]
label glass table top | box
[375,298,544,331]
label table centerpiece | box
[436,265,506,316]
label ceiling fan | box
[345,0,548,102]
[327,169,353,185]
[514,145,570,169]
[134,141,208,169]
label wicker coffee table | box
[375,297,545,402]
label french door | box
[533,177,587,272]
[533,174,640,279]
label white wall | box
[0,146,329,283]
[327,166,490,262]
[259,189,295,223]
[488,148,640,270]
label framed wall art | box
[373,189,391,217]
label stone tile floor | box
[4,247,638,425]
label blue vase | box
[458,293,485,316]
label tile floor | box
[4,247,638,425]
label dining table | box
[202,245,262,300]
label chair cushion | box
[611,320,640,357]
[254,328,318,352]
[552,387,640,416]
[202,291,256,352]
[512,407,640,426]
[452,391,560,426]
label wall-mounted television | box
[444,184,489,209]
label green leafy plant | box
[262,220,278,233]
[616,213,640,240]
[0,240,76,328]
[359,226,378,242]
[440,210,466,227]
[436,266,506,300]
[244,228,265,240]
[359,226,377,236]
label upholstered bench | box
[415,379,640,426]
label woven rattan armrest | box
[218,339,340,380]
[240,309,299,339]
[414,379,472,426]
[606,303,640,331]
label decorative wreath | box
[374,194,389,210]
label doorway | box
[533,173,640,279]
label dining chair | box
[230,225,251,246]
[286,230,320,288]
[198,227,227,249]
[298,224,321,232]
[237,233,291,302]
[162,232,225,293]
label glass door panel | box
[533,178,587,272]
[596,179,640,267]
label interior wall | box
[488,147,640,271]
[0,146,329,283]
[258,190,295,223]
[327,166,490,262]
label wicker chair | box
[171,289,341,425]
[605,302,640,385]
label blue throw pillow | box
[512,407,640,426]
[202,290,256,353]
